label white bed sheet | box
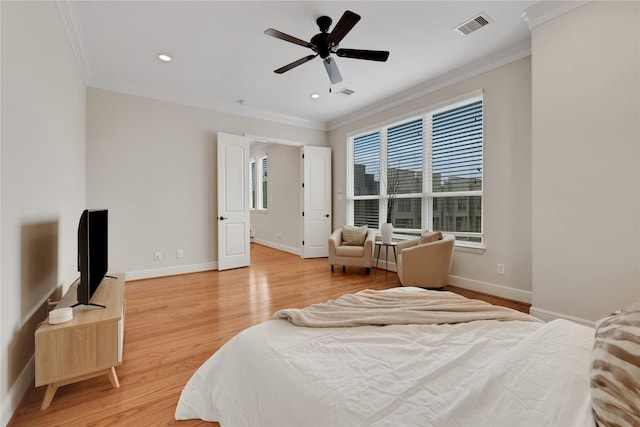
[176,318,595,426]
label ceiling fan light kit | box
[265,10,389,84]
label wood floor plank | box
[9,243,529,426]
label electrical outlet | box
[497,263,505,275]
[154,251,162,261]
[177,249,184,258]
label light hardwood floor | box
[10,243,529,426]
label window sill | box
[251,209,268,215]
[453,243,485,254]
[382,232,485,254]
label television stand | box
[35,273,125,410]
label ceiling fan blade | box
[323,57,343,84]
[274,55,317,74]
[336,48,389,62]
[264,28,316,50]
[326,10,361,46]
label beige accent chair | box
[328,228,376,275]
[396,233,455,289]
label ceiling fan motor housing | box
[311,32,332,58]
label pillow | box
[590,302,640,427]
[419,230,443,245]
[341,225,368,246]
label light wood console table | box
[35,273,125,410]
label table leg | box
[392,246,398,282]
[40,384,58,410]
[385,246,389,278]
[374,244,381,278]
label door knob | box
[219,216,227,220]
[325,214,330,217]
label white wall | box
[250,143,302,255]
[1,2,86,424]
[329,57,533,303]
[86,88,326,279]
[531,1,640,324]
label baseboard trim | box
[529,306,595,327]
[125,262,218,281]
[253,239,301,257]
[373,257,397,272]
[2,356,35,426]
[448,275,532,304]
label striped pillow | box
[590,302,640,427]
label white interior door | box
[217,132,250,270]
[302,146,332,258]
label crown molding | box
[522,0,590,30]
[208,100,328,131]
[88,83,329,131]
[55,1,92,84]
[327,40,531,131]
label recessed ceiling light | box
[157,54,172,62]
[311,93,320,99]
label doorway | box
[247,137,331,258]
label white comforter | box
[176,317,595,426]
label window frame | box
[346,92,484,247]
[250,155,269,211]
[259,155,268,210]
[249,159,257,210]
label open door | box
[301,146,332,258]
[217,132,250,270]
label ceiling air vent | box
[455,13,492,35]
[336,87,355,97]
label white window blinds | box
[348,95,483,243]
[250,160,256,209]
[261,156,268,209]
[353,132,380,228]
[388,119,423,195]
[432,100,483,193]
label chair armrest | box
[396,238,419,253]
[329,230,342,255]
[363,229,376,253]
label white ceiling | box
[65,1,542,130]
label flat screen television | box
[74,209,109,308]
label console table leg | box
[40,367,119,410]
[41,383,58,410]
[107,366,120,389]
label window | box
[352,132,380,227]
[250,156,268,210]
[260,156,268,209]
[249,160,256,209]
[347,95,483,244]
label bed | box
[175,287,639,426]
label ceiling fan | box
[264,10,390,84]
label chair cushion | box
[419,230,443,244]
[342,225,368,246]
[336,246,365,257]
[590,302,640,427]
